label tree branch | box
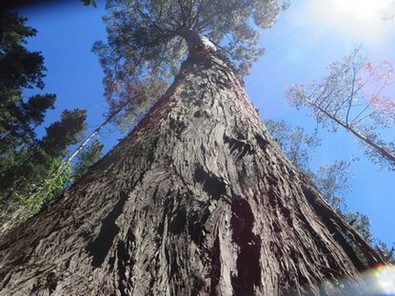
[310,102,395,166]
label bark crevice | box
[86,191,129,268]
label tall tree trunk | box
[0,48,384,295]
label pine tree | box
[0,2,386,295]
[0,11,54,157]
[0,12,88,231]
[0,11,57,203]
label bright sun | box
[307,0,393,44]
[333,0,384,21]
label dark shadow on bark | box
[114,229,135,296]
[169,206,187,234]
[194,165,226,200]
[86,191,128,268]
[188,207,210,246]
[224,135,254,158]
[255,133,269,151]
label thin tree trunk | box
[53,93,142,182]
[313,104,395,167]
[0,48,384,295]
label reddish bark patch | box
[231,195,261,296]
[209,236,221,296]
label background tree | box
[287,47,395,170]
[39,108,87,159]
[0,12,89,232]
[0,12,54,154]
[73,138,104,180]
[0,11,56,202]
[0,108,87,233]
[265,119,320,173]
[312,161,352,212]
[266,121,351,216]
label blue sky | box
[18,0,394,246]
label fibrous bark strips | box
[0,47,383,295]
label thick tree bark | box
[0,48,384,295]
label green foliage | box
[0,108,87,202]
[41,108,87,158]
[0,44,45,91]
[95,0,288,129]
[0,12,89,230]
[0,159,74,233]
[0,12,56,155]
[343,211,372,242]
[0,11,56,202]
[73,138,104,180]
[287,47,395,170]
[374,239,395,263]
[0,11,37,46]
[0,93,56,153]
[0,11,45,90]
[22,159,73,214]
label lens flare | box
[365,265,395,294]
[304,265,395,295]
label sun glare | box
[306,0,393,44]
[333,0,384,21]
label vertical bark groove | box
[87,191,128,268]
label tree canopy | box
[94,0,289,127]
